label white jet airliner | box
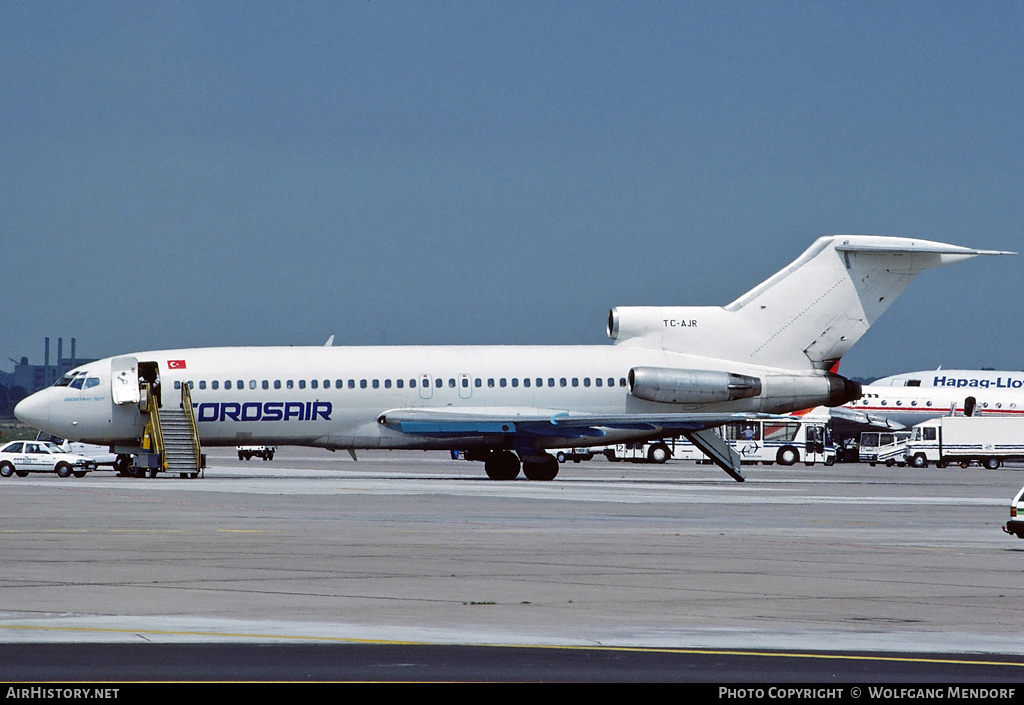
[833,383,1024,432]
[14,235,1009,482]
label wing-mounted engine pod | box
[629,367,763,404]
[825,374,862,407]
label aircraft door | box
[110,356,141,405]
[458,374,472,399]
[419,375,433,400]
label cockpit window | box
[55,371,89,388]
[84,377,100,389]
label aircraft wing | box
[828,406,907,430]
[378,406,780,482]
[377,406,780,439]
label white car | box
[0,440,98,478]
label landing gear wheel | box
[985,457,1001,470]
[776,447,799,466]
[55,463,72,478]
[523,455,559,481]
[911,453,928,469]
[484,451,520,480]
[0,462,13,478]
[647,443,670,464]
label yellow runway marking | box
[0,624,1021,668]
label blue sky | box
[2,1,1021,378]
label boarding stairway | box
[141,382,203,478]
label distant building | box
[11,338,96,395]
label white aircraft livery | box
[873,369,1024,390]
[14,235,1010,482]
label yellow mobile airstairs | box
[130,381,204,478]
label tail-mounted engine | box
[628,367,762,404]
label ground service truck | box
[903,416,1024,469]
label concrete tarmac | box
[2,448,1023,656]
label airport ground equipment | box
[237,445,276,461]
[114,381,204,478]
[903,416,1024,469]
[859,431,911,466]
[553,447,595,463]
[610,416,835,466]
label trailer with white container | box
[903,416,1024,469]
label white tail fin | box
[609,235,1011,371]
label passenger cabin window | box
[274,380,281,390]
[225,381,232,390]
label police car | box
[0,440,98,478]
[1003,484,1024,539]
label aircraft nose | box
[14,391,50,429]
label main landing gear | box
[482,450,559,481]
